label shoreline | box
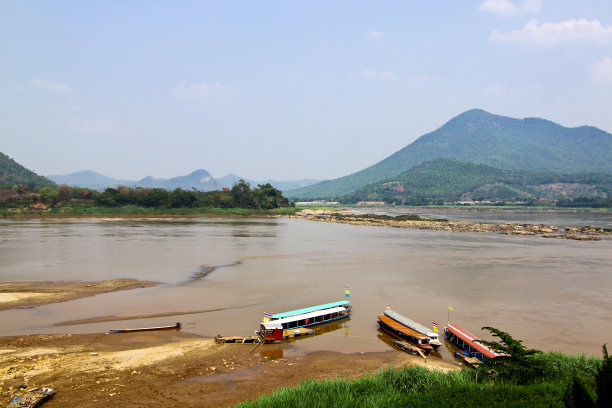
[0,331,458,407]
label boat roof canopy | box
[271,307,348,325]
[378,315,428,339]
[385,310,436,337]
[270,300,350,320]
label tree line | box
[1,180,294,210]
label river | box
[1,212,611,361]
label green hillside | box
[0,152,56,189]
[287,109,612,199]
[341,158,612,205]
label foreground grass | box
[236,353,599,408]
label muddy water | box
[1,216,611,360]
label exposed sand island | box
[294,210,612,241]
[0,331,458,407]
[0,280,157,311]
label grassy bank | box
[236,352,601,408]
[0,204,301,217]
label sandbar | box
[0,280,158,311]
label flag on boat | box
[345,286,350,298]
[432,320,438,327]
[433,326,438,333]
[386,304,391,310]
[263,312,273,322]
[448,306,454,311]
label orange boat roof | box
[378,315,428,339]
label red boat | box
[444,323,504,361]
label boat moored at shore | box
[444,323,504,362]
[377,311,434,352]
[264,300,351,331]
[384,309,442,349]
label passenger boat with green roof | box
[264,300,351,331]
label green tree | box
[476,326,543,384]
[231,180,253,208]
[95,191,117,207]
[39,187,58,205]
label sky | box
[1,1,612,181]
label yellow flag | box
[448,306,454,311]
[433,326,439,333]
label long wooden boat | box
[384,310,442,349]
[109,322,181,333]
[265,300,351,330]
[377,314,433,352]
[444,323,504,362]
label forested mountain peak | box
[286,109,612,200]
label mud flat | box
[295,211,611,241]
[0,280,158,311]
[0,332,458,407]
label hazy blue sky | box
[2,1,611,181]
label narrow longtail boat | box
[384,309,442,349]
[109,322,181,333]
[444,323,504,362]
[377,310,434,352]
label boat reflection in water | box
[258,319,351,360]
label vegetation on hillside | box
[340,159,612,206]
[236,330,611,408]
[0,152,56,189]
[287,109,612,199]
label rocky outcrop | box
[294,211,610,241]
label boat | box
[377,312,434,352]
[263,300,351,331]
[444,323,504,362]
[384,309,442,349]
[108,322,182,333]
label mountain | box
[135,169,218,191]
[47,170,136,190]
[49,169,322,192]
[342,158,612,205]
[0,152,56,189]
[286,109,612,199]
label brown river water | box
[1,214,611,362]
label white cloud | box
[172,82,237,102]
[590,57,612,87]
[27,78,72,93]
[490,19,612,45]
[355,70,396,81]
[364,30,384,38]
[479,0,541,16]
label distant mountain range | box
[47,169,321,192]
[0,152,55,189]
[286,109,612,199]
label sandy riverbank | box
[0,280,158,311]
[0,331,459,407]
